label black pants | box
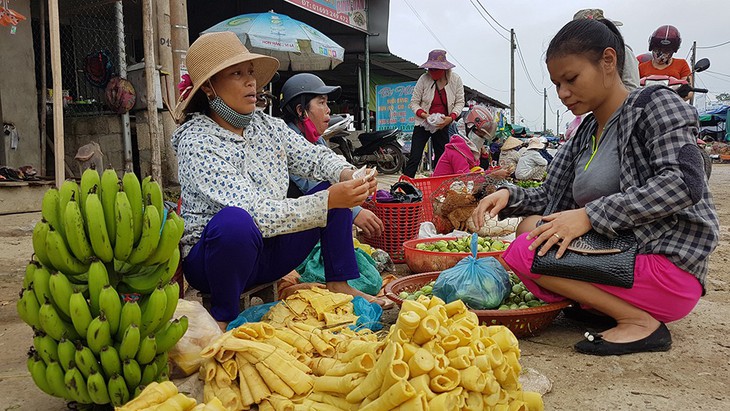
[403,125,449,177]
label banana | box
[123,358,142,389]
[41,188,64,238]
[34,332,59,365]
[120,262,167,294]
[57,338,76,372]
[127,203,162,265]
[100,168,119,246]
[17,287,41,328]
[119,323,141,361]
[48,271,75,318]
[99,285,122,336]
[38,300,80,341]
[59,179,80,223]
[69,291,94,338]
[32,265,53,306]
[80,167,101,220]
[46,227,89,275]
[63,194,94,262]
[114,190,135,261]
[27,352,54,396]
[23,260,39,289]
[32,220,55,269]
[87,260,110,317]
[117,300,142,341]
[85,187,114,263]
[160,247,181,286]
[139,362,158,386]
[100,345,122,378]
[74,342,101,378]
[143,218,182,266]
[64,366,93,404]
[87,369,111,405]
[45,360,71,400]
[154,316,188,354]
[139,287,167,337]
[159,281,180,327]
[123,171,144,246]
[86,312,112,355]
[143,178,165,223]
[108,373,131,407]
[136,335,157,365]
[151,352,169,379]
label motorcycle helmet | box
[649,25,681,53]
[465,106,497,140]
[279,73,341,110]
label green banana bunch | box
[119,262,167,295]
[119,323,141,361]
[136,334,157,365]
[63,194,94,263]
[23,260,39,289]
[57,338,76,372]
[114,190,135,261]
[64,366,93,404]
[139,287,167,337]
[160,247,181,286]
[117,300,142,341]
[86,369,111,405]
[100,345,122,378]
[87,260,110,317]
[143,215,183,266]
[27,352,54,396]
[99,285,122,336]
[32,220,54,269]
[142,177,165,223]
[85,187,114,263]
[108,373,130,407]
[59,179,80,224]
[41,188,64,238]
[151,351,169,379]
[139,362,158,386]
[69,291,93,338]
[80,167,101,220]
[86,312,113,355]
[154,316,188,354]
[45,360,71,399]
[48,271,75,318]
[17,286,41,328]
[34,332,59,365]
[122,171,144,246]
[46,227,89,275]
[100,168,119,246]
[127,202,162,265]
[122,358,142,389]
[74,342,101,378]
[38,300,79,341]
[159,281,180,327]
[31,265,52,307]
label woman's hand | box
[527,208,592,258]
[471,189,510,229]
[437,116,453,129]
[339,168,356,181]
[488,168,511,179]
[327,176,375,209]
[354,209,384,237]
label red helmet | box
[465,106,497,139]
[649,25,681,53]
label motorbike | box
[323,114,406,174]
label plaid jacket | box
[501,86,719,288]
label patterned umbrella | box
[203,11,345,71]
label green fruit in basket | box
[398,292,409,299]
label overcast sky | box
[388,0,730,134]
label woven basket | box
[384,272,572,338]
[360,195,423,263]
[402,237,509,273]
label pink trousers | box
[502,233,702,323]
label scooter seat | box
[358,129,399,145]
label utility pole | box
[556,111,560,137]
[510,28,515,124]
[543,88,547,133]
[690,41,697,105]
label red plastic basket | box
[360,194,423,263]
[399,173,464,222]
[403,237,510,273]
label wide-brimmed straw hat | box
[173,31,280,120]
[573,9,623,26]
[501,136,523,151]
[527,137,545,150]
[419,49,456,70]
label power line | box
[514,34,543,96]
[706,70,730,78]
[468,0,509,41]
[703,72,730,84]
[473,0,510,32]
[697,40,730,49]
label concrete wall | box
[64,116,125,176]
[0,1,41,169]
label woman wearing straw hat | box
[403,49,465,177]
[171,32,390,327]
[498,136,523,176]
[515,137,549,181]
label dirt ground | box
[1,167,729,410]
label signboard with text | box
[376,81,417,133]
[285,0,368,32]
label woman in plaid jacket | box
[472,18,719,356]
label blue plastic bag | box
[432,233,511,310]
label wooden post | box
[142,0,162,183]
[48,0,65,187]
[39,0,47,176]
[169,0,189,98]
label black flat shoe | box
[574,323,672,356]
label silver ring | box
[553,233,561,239]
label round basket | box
[384,272,572,338]
[403,237,509,273]
[360,197,423,263]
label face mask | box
[429,69,446,80]
[652,50,673,65]
[207,85,254,129]
[299,117,320,143]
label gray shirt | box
[573,109,622,207]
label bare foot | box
[216,321,229,332]
[598,319,661,343]
[326,281,394,310]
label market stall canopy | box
[700,105,728,126]
[202,11,345,71]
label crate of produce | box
[360,196,423,263]
[403,236,510,273]
[384,271,572,337]
[399,173,469,222]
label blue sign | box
[375,81,417,132]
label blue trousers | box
[182,183,359,321]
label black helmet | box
[279,73,341,110]
[649,25,681,53]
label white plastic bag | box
[466,214,522,237]
[168,300,222,377]
[424,113,446,133]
